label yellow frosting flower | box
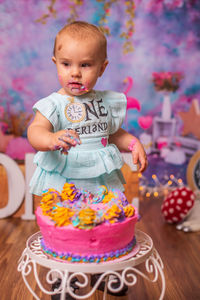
[104,204,122,223]
[52,206,75,227]
[40,189,60,216]
[124,205,135,218]
[78,207,96,229]
[61,182,78,202]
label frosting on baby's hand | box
[55,131,81,154]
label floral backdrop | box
[1,0,200,189]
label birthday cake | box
[36,183,139,263]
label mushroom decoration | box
[161,186,195,224]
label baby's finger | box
[139,156,148,172]
[132,151,139,165]
[53,145,61,151]
[61,149,68,155]
[60,135,79,147]
[57,137,71,151]
[65,130,81,144]
[138,161,145,172]
[52,142,69,155]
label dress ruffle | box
[33,143,123,178]
[29,167,125,196]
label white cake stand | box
[18,230,165,300]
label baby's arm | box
[27,111,80,154]
[109,128,148,172]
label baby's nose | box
[71,66,81,77]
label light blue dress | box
[30,90,127,195]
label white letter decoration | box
[22,153,36,220]
[0,153,36,220]
[0,153,25,218]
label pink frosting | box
[36,207,138,256]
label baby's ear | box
[99,60,109,77]
[52,56,56,64]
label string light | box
[178,178,183,185]
[170,174,184,186]
[152,174,161,186]
[153,191,159,197]
[167,180,172,186]
[139,173,185,199]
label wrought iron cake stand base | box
[18,230,165,300]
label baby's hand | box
[130,139,148,172]
[51,129,81,155]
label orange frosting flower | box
[61,182,79,202]
[52,206,75,227]
[124,204,135,217]
[104,204,122,223]
[78,207,96,229]
[40,188,60,216]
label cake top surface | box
[39,183,136,229]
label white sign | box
[0,153,36,220]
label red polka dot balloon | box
[161,186,195,224]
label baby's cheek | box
[58,74,65,87]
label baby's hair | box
[53,21,107,60]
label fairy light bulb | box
[141,173,184,199]
[152,174,161,186]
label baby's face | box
[52,34,108,96]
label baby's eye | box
[63,62,70,67]
[81,63,90,67]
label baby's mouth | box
[68,82,88,92]
[68,82,82,89]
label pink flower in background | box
[6,137,35,160]
[147,0,185,13]
[164,0,184,10]
[147,0,164,15]
[152,71,184,92]
[12,78,27,92]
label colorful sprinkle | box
[40,183,135,229]
[41,237,136,263]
